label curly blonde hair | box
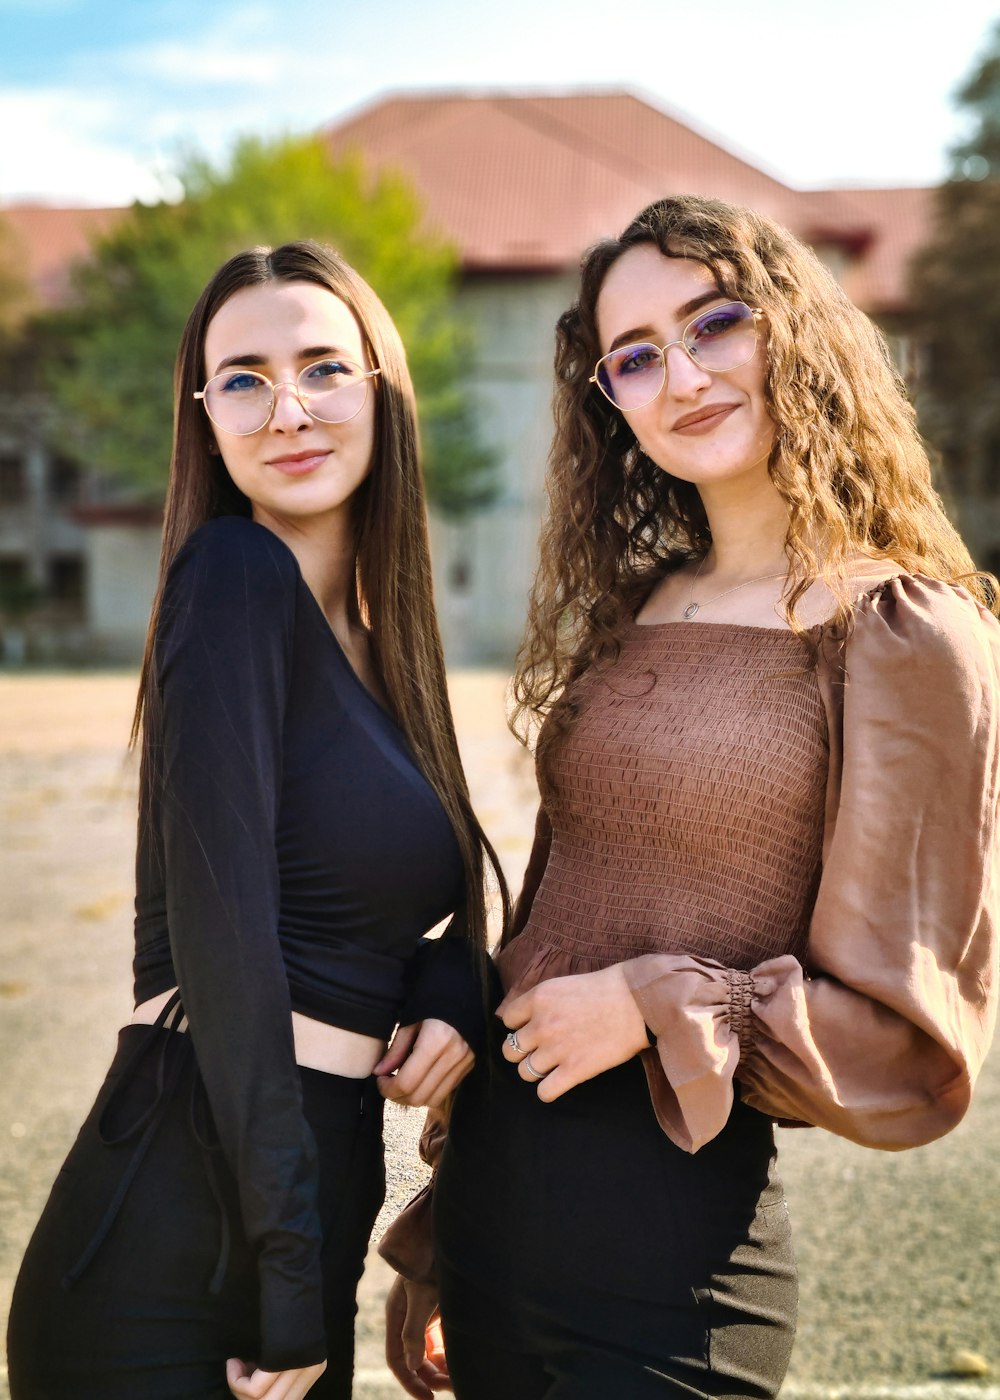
[511,194,987,750]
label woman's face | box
[594,246,776,493]
[201,281,377,527]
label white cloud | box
[0,88,173,203]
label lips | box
[671,404,739,433]
[266,450,330,476]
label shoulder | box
[157,518,300,669]
[854,574,1000,666]
[171,515,299,583]
[840,575,1000,716]
[165,516,300,610]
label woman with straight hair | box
[7,240,502,1400]
[382,194,1000,1400]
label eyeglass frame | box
[193,358,383,436]
[589,302,764,413]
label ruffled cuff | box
[377,1106,448,1285]
[377,1181,436,1284]
[623,954,773,1153]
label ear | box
[208,438,221,455]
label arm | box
[632,577,1000,1150]
[156,518,326,1370]
[507,577,1000,1154]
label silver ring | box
[506,1030,527,1057]
[523,1052,549,1081]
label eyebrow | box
[211,345,355,375]
[607,289,728,354]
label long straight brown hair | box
[133,241,508,954]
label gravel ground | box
[1,672,997,1399]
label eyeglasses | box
[591,301,762,412]
[194,357,382,436]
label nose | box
[268,380,312,432]
[663,341,712,397]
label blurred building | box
[0,90,939,664]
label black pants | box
[6,1023,385,1400]
[434,1029,798,1400]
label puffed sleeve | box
[156,516,326,1369]
[624,576,1000,1154]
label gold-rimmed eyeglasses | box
[590,301,762,412]
[194,357,382,436]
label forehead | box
[204,281,364,371]
[595,247,720,350]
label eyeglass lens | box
[596,302,757,410]
[202,358,371,434]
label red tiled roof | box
[2,204,124,307]
[2,93,932,320]
[323,90,872,272]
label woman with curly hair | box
[382,194,1000,1400]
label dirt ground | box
[1,673,998,1399]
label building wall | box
[85,522,162,660]
[431,271,577,666]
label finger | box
[422,1053,475,1107]
[382,1028,468,1103]
[388,1044,474,1107]
[226,1357,252,1394]
[401,1290,431,1375]
[518,1051,556,1084]
[416,1359,454,1392]
[228,1368,277,1399]
[534,1064,575,1102]
[386,1284,435,1400]
[374,1023,420,1077]
[497,989,530,1027]
[379,1023,452,1095]
[500,1028,533,1063]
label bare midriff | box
[131,988,387,1078]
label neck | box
[253,506,358,637]
[696,470,790,581]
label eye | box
[303,358,359,385]
[690,306,746,340]
[612,345,661,376]
[219,370,266,394]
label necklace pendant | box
[682,602,700,620]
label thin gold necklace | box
[684,556,787,620]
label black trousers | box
[6,1023,385,1400]
[434,1029,798,1400]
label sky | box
[1,0,998,207]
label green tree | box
[0,213,34,345]
[911,20,1000,497]
[40,135,497,516]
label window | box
[0,456,26,504]
[48,554,85,605]
[0,556,27,590]
[47,456,82,504]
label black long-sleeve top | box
[132,515,470,1369]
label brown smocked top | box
[379,574,1000,1283]
[498,574,1000,1154]
[500,620,826,976]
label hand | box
[499,964,649,1101]
[385,1275,452,1398]
[375,1019,474,1108]
[225,1357,327,1399]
